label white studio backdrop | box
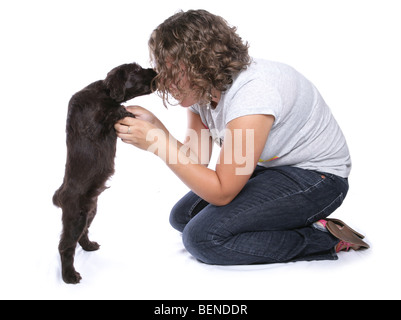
[1,0,400,299]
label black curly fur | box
[53,63,157,284]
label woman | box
[115,10,369,265]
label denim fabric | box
[170,166,349,265]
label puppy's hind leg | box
[79,202,100,252]
[59,203,88,284]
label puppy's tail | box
[52,187,63,208]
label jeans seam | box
[211,231,282,262]
[188,197,205,219]
[306,192,344,224]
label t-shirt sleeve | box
[224,77,282,126]
[189,104,200,115]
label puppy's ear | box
[104,67,127,102]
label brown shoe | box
[326,218,365,239]
[326,220,370,252]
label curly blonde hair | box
[148,10,251,107]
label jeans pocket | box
[306,192,345,224]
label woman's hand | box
[114,106,168,151]
[125,106,167,131]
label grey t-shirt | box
[190,58,351,178]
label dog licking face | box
[105,63,156,102]
[53,63,157,284]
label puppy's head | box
[104,63,157,102]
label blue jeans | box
[170,166,349,265]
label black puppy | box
[53,63,157,284]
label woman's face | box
[166,61,199,108]
[169,83,198,108]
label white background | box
[1,0,400,300]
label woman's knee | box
[182,219,223,265]
[182,225,207,263]
[169,201,186,232]
[170,192,209,233]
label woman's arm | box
[115,109,274,206]
[182,110,213,166]
[160,114,274,206]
